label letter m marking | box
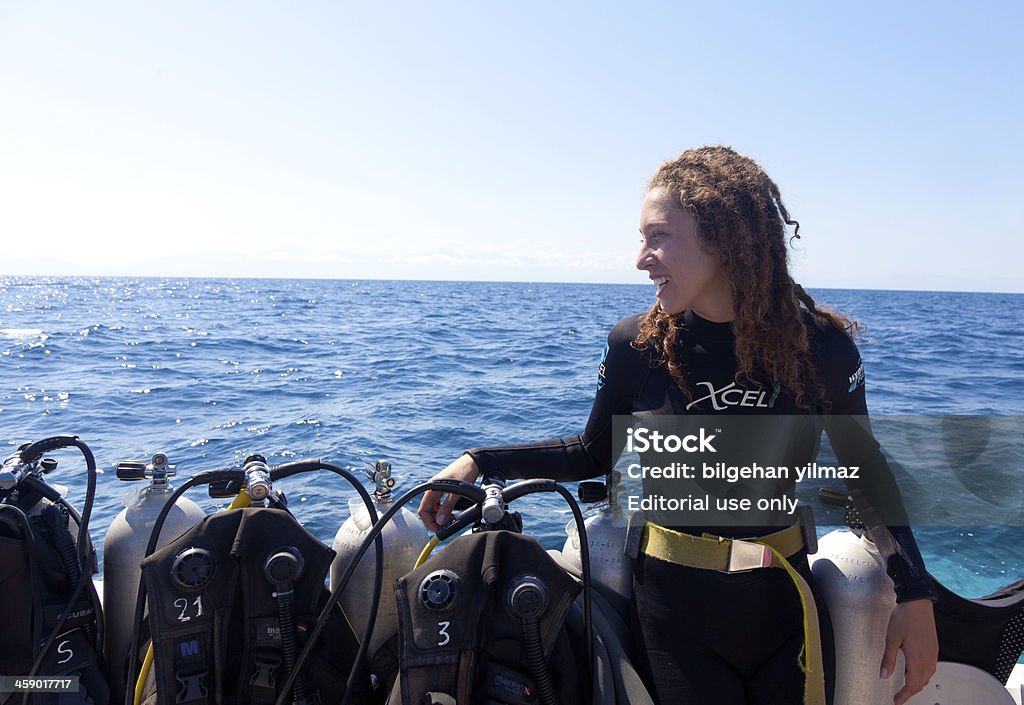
[179,639,201,658]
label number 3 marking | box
[437,621,451,646]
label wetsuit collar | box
[682,309,734,342]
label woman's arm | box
[817,327,938,705]
[468,315,648,482]
[417,315,647,529]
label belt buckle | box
[724,539,772,573]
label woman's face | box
[636,187,734,321]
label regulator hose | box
[522,618,560,705]
[20,436,101,705]
[277,591,305,704]
[508,573,559,705]
[265,548,307,705]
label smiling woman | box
[419,145,939,705]
[633,147,850,413]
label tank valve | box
[115,452,176,486]
[243,455,272,502]
[367,460,397,502]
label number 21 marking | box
[174,596,204,622]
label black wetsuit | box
[468,309,936,705]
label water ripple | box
[1,278,1022,595]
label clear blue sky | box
[2,1,1021,292]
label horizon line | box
[1,272,1021,297]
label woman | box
[418,146,937,705]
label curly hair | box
[633,145,860,409]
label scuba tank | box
[809,486,1024,705]
[330,460,429,660]
[102,452,206,705]
[0,434,110,705]
[808,523,902,705]
[561,471,631,621]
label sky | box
[1,1,1021,292]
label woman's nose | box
[636,243,655,271]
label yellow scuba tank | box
[102,453,206,705]
[331,460,429,659]
[561,472,631,620]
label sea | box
[1,277,1023,600]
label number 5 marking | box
[437,621,451,647]
[57,639,74,664]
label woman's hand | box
[880,598,938,705]
[416,454,481,532]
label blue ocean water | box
[1,277,1022,598]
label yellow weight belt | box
[638,520,825,705]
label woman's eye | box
[639,230,669,243]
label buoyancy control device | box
[139,506,364,705]
[394,530,585,705]
[0,435,110,705]
[356,470,608,705]
[127,455,384,705]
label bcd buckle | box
[175,668,208,704]
[250,651,281,690]
[723,539,772,573]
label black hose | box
[39,504,98,647]
[502,480,594,687]
[22,436,100,705]
[305,459,385,705]
[70,438,97,586]
[272,461,387,705]
[44,504,81,582]
[275,588,307,705]
[59,493,105,664]
[55,498,105,659]
[521,618,560,705]
[277,479,482,705]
